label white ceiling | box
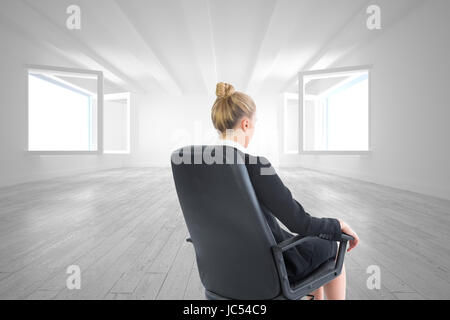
[0,0,426,95]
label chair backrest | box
[171,145,281,299]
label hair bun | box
[216,82,235,99]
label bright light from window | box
[303,70,369,152]
[28,70,99,152]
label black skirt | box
[285,236,338,283]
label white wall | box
[129,92,281,167]
[280,1,450,201]
[0,24,129,188]
[104,100,129,152]
[3,1,447,202]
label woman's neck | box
[220,131,248,149]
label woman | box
[211,82,359,300]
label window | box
[104,93,131,154]
[27,66,103,153]
[300,67,370,153]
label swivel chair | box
[171,145,353,300]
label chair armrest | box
[271,233,353,300]
[340,233,354,242]
[274,233,353,251]
[334,233,353,275]
[273,235,308,252]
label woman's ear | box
[241,118,250,132]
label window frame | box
[25,65,104,155]
[298,65,372,155]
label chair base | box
[204,289,302,300]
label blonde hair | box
[211,82,256,134]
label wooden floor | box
[0,167,449,300]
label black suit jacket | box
[241,150,341,280]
